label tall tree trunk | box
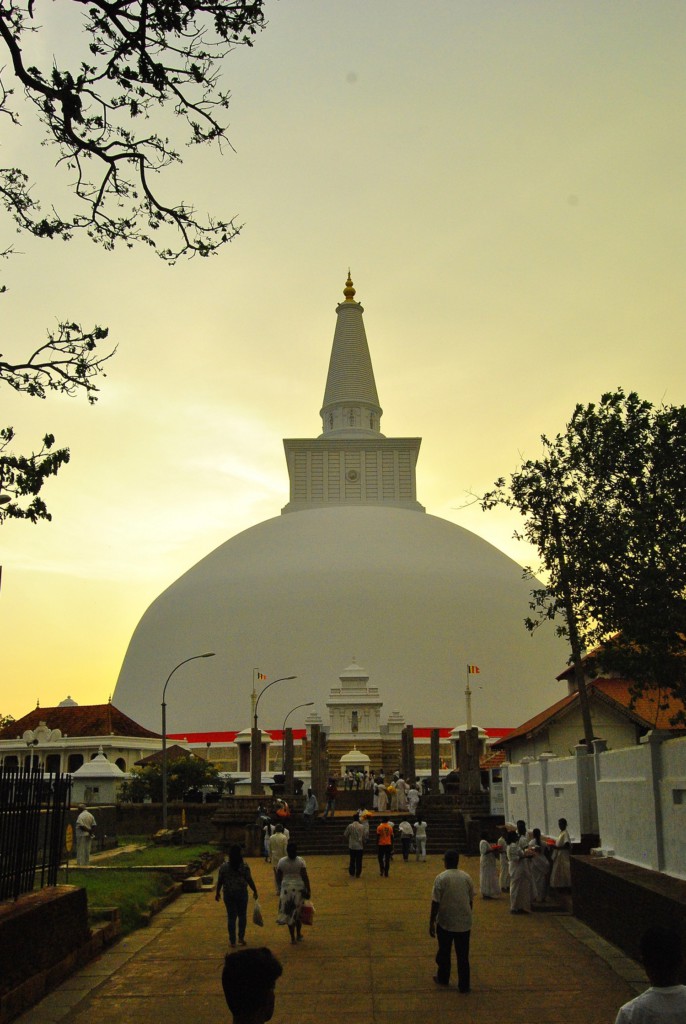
[551,513,595,748]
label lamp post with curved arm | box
[162,653,215,828]
[251,675,297,795]
[281,701,314,776]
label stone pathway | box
[17,853,644,1024]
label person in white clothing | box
[414,818,428,861]
[398,818,414,860]
[497,828,511,892]
[615,926,686,1024]
[478,832,500,898]
[75,805,96,865]
[268,824,289,893]
[429,850,474,992]
[528,828,551,902]
[396,775,409,811]
[549,817,572,889]
[407,784,420,815]
[506,831,532,913]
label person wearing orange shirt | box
[376,818,394,877]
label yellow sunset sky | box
[1,1,684,720]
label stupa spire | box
[281,274,423,514]
[319,273,384,438]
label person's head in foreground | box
[222,947,283,1024]
[641,926,683,987]
[444,849,459,869]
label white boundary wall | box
[502,747,592,842]
[502,733,686,880]
[594,732,686,879]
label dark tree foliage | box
[0,323,114,521]
[120,755,220,802]
[482,389,686,732]
[0,0,266,260]
[0,1,266,521]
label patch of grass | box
[101,843,216,866]
[58,868,175,935]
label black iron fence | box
[0,766,72,901]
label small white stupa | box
[70,746,126,804]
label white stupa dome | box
[114,504,565,733]
[113,275,566,733]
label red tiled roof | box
[492,678,685,747]
[0,703,160,740]
[135,744,190,766]
[480,749,506,771]
[591,678,685,731]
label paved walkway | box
[18,853,645,1024]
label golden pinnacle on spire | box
[343,271,356,302]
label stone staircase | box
[279,810,468,857]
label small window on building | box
[115,758,126,772]
[45,754,61,774]
[3,755,19,769]
[68,753,84,773]
[351,710,359,733]
[554,787,564,797]
[673,790,685,805]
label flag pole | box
[252,667,259,723]
[465,666,473,731]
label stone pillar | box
[458,727,481,796]
[405,724,416,784]
[310,724,323,803]
[430,728,440,794]
[250,727,262,795]
[318,730,328,802]
[284,727,294,795]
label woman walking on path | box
[216,845,259,948]
[276,841,311,945]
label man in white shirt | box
[615,926,686,1024]
[398,818,414,860]
[75,805,96,865]
[344,813,369,877]
[429,849,474,992]
[268,825,289,893]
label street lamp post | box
[161,652,215,828]
[250,675,297,795]
[281,702,314,774]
